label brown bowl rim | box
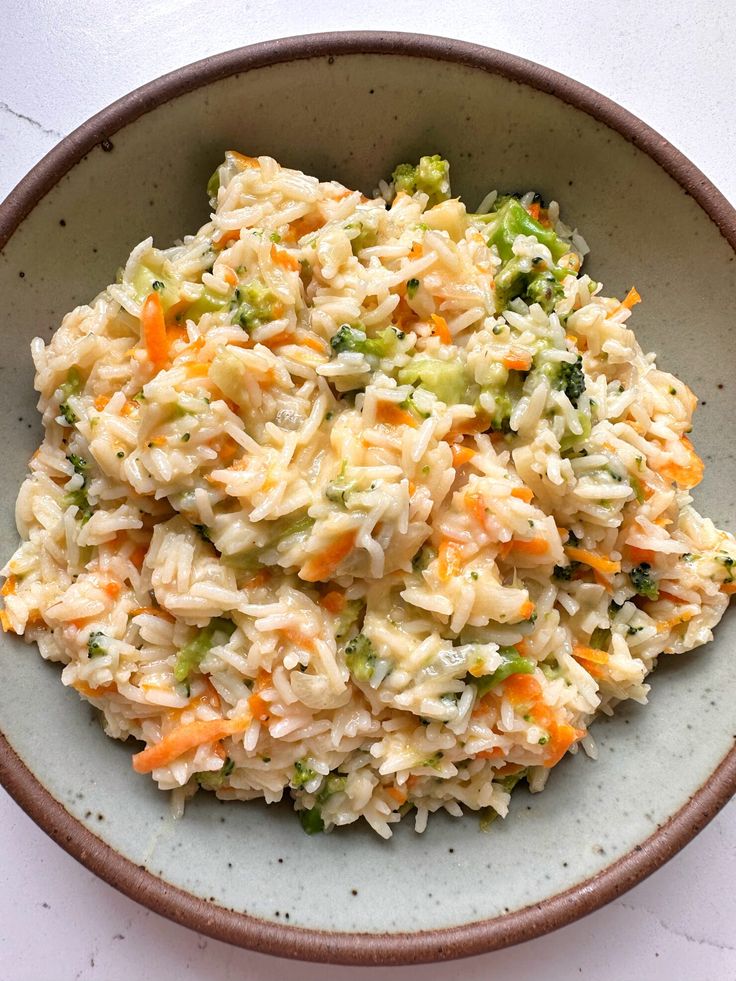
[0,30,734,966]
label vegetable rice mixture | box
[3,153,735,836]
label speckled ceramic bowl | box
[0,33,734,966]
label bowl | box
[0,32,734,966]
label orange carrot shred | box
[300,530,357,583]
[270,244,300,271]
[430,313,452,344]
[141,292,169,371]
[451,444,476,468]
[132,715,251,773]
[621,286,641,310]
[321,590,345,614]
[375,402,419,428]
[438,540,463,582]
[510,486,534,503]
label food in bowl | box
[3,152,734,837]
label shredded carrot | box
[1,576,16,597]
[321,590,345,614]
[438,540,463,582]
[72,679,116,699]
[248,695,269,722]
[129,545,147,570]
[221,267,238,286]
[501,538,548,559]
[386,785,407,806]
[375,402,419,428]
[300,530,357,583]
[259,331,294,350]
[94,395,111,411]
[475,747,505,760]
[430,313,452,344]
[621,286,641,310]
[408,480,417,496]
[451,444,476,468]
[103,581,121,600]
[141,292,169,371]
[149,435,167,447]
[628,546,656,566]
[465,491,487,526]
[229,151,260,169]
[504,673,543,705]
[244,569,270,589]
[503,348,532,371]
[214,228,241,250]
[572,644,609,665]
[722,582,736,595]
[496,762,525,777]
[510,486,534,503]
[544,723,584,767]
[166,323,189,346]
[408,241,423,259]
[503,674,584,766]
[270,244,300,272]
[654,589,685,604]
[184,363,210,378]
[301,335,328,355]
[659,436,704,490]
[130,606,174,621]
[281,627,317,651]
[132,714,251,774]
[284,213,324,243]
[556,526,569,540]
[519,599,536,620]
[121,400,138,417]
[564,546,620,575]
[0,611,11,632]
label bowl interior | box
[0,47,734,944]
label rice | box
[3,150,735,838]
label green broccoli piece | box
[590,627,612,651]
[299,806,325,835]
[398,357,470,406]
[173,617,236,685]
[221,512,315,572]
[58,367,83,425]
[344,633,377,682]
[230,281,278,332]
[87,631,108,658]
[473,646,534,698]
[335,599,365,642]
[292,758,318,788]
[406,278,420,299]
[67,453,89,476]
[553,562,580,581]
[484,197,569,263]
[330,324,401,359]
[350,222,377,255]
[557,356,586,406]
[182,287,230,323]
[317,773,348,802]
[65,488,93,523]
[392,155,451,207]
[525,272,565,313]
[196,757,234,789]
[630,563,659,601]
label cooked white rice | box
[3,151,735,838]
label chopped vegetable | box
[132,715,250,773]
[344,633,376,682]
[397,357,469,405]
[564,547,620,575]
[406,278,420,299]
[391,155,451,206]
[474,646,535,698]
[87,631,108,658]
[335,599,364,641]
[292,758,318,788]
[173,618,236,685]
[298,806,325,834]
[230,281,278,332]
[300,529,357,582]
[630,562,659,600]
[196,757,234,789]
[222,512,315,573]
[330,324,401,359]
[484,196,569,263]
[141,292,169,370]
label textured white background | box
[1,2,734,979]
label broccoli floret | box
[397,357,469,406]
[406,278,420,299]
[292,758,318,788]
[485,197,569,263]
[525,272,565,313]
[391,155,451,207]
[173,617,236,686]
[196,757,234,789]
[230,281,278,332]
[67,453,89,476]
[630,563,659,600]
[335,599,365,642]
[87,631,108,658]
[317,773,348,802]
[298,806,325,835]
[349,222,378,255]
[557,356,586,406]
[473,646,534,698]
[330,324,401,359]
[590,627,612,651]
[65,488,93,523]
[553,562,580,581]
[344,633,377,682]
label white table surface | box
[1,2,734,979]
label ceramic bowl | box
[0,32,734,966]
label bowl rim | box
[0,30,734,966]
